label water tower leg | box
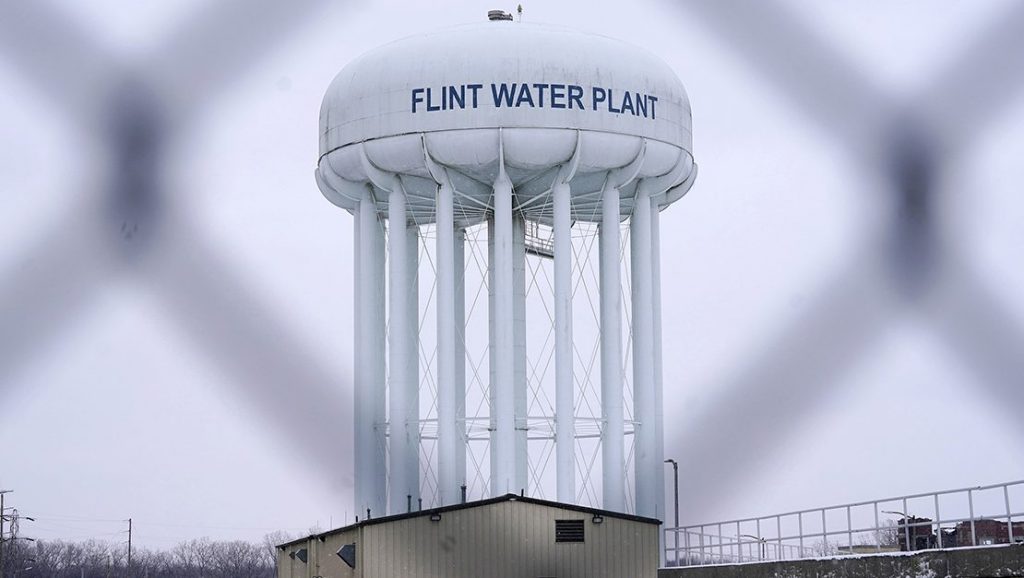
[454,226,467,497]
[357,190,387,516]
[353,199,362,514]
[600,181,624,512]
[631,187,657,519]
[652,197,667,564]
[490,169,517,496]
[407,221,422,508]
[553,182,576,504]
[513,214,528,494]
[488,217,497,492]
[388,187,419,514]
[437,180,459,506]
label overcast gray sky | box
[1,0,1022,548]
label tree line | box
[1,531,294,578]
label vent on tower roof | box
[488,10,513,21]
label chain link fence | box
[1,0,1022,535]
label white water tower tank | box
[316,17,696,526]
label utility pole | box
[1,489,12,578]
[127,518,132,576]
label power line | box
[24,514,300,532]
[21,514,126,523]
[23,529,125,540]
[0,489,12,578]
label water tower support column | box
[513,214,528,493]
[490,163,518,496]
[599,179,624,512]
[631,186,657,518]
[388,184,420,513]
[553,181,575,504]
[454,226,467,497]
[652,196,667,562]
[436,177,460,506]
[356,189,387,516]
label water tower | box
[315,16,696,524]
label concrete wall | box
[278,498,659,578]
[659,544,1024,578]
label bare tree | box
[8,537,275,578]
[261,530,294,568]
[875,519,899,548]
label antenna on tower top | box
[517,4,523,21]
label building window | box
[555,519,585,543]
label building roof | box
[277,493,662,549]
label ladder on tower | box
[524,219,555,259]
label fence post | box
[874,502,881,553]
[903,498,911,551]
[798,513,804,555]
[684,528,691,566]
[756,518,762,561]
[777,516,783,561]
[736,521,742,561]
[821,509,828,553]
[699,524,705,564]
[969,489,977,546]
[1006,485,1014,544]
[718,523,724,562]
[847,506,853,553]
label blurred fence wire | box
[0,0,1022,513]
[665,0,1024,510]
[0,0,353,491]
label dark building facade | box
[951,519,1024,547]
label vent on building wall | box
[337,543,356,569]
[555,519,585,543]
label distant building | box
[277,494,660,578]
[889,516,1024,551]
[951,519,1024,547]
[896,516,938,551]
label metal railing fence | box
[665,480,1024,567]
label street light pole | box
[127,518,132,575]
[882,510,913,551]
[741,534,767,560]
[664,459,679,565]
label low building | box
[895,516,938,551]
[952,519,1024,547]
[277,493,661,578]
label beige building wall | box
[279,528,358,578]
[278,498,659,578]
